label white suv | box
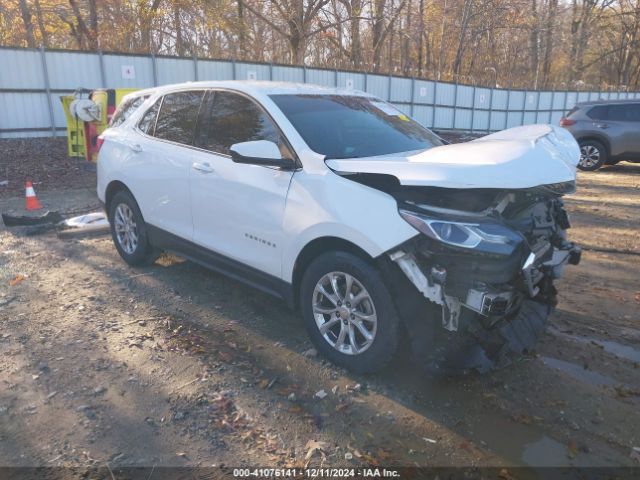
[97,81,582,374]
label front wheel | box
[578,140,607,171]
[299,252,399,374]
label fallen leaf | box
[498,468,516,480]
[376,448,391,460]
[9,274,25,286]
[567,440,579,459]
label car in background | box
[560,99,640,171]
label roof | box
[576,98,640,106]
[143,80,373,98]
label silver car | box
[560,99,640,171]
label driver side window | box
[197,90,291,158]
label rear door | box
[189,90,295,279]
[600,104,640,157]
[126,90,204,240]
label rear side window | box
[608,104,640,121]
[198,91,280,155]
[154,91,204,145]
[586,106,608,120]
[138,98,161,135]
[110,95,148,127]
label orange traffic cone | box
[25,181,43,211]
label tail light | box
[95,135,105,153]
[560,118,576,126]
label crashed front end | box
[327,124,582,373]
[385,182,581,372]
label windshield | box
[269,94,443,159]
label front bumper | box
[389,237,581,333]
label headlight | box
[399,209,519,251]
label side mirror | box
[229,140,296,169]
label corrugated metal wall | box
[1,46,639,138]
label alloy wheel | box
[579,145,600,169]
[312,271,377,355]
[114,203,139,255]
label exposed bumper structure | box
[386,192,581,374]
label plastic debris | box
[59,212,109,237]
[2,211,63,227]
[314,389,328,399]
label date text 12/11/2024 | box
[233,468,401,478]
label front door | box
[190,90,295,279]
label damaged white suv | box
[97,81,582,374]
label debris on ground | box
[2,211,64,227]
[58,212,109,237]
[314,390,328,400]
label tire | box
[299,251,399,374]
[108,190,158,266]
[578,140,607,171]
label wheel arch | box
[576,134,611,157]
[105,180,133,218]
[290,236,375,310]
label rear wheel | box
[108,190,158,266]
[300,252,399,374]
[578,140,607,171]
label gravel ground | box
[0,138,639,476]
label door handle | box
[128,142,143,152]
[192,162,215,174]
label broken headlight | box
[399,209,522,255]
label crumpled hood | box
[325,124,579,189]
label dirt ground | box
[1,138,639,477]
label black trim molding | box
[146,224,295,307]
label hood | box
[325,124,579,189]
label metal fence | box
[1,46,639,139]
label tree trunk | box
[139,0,162,52]
[402,0,412,75]
[174,3,184,56]
[18,0,36,48]
[33,0,49,47]
[88,0,98,49]
[530,0,539,88]
[452,0,473,76]
[418,0,425,76]
[349,0,363,67]
[437,0,448,78]
[541,0,557,87]
[237,0,246,59]
[372,0,386,71]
